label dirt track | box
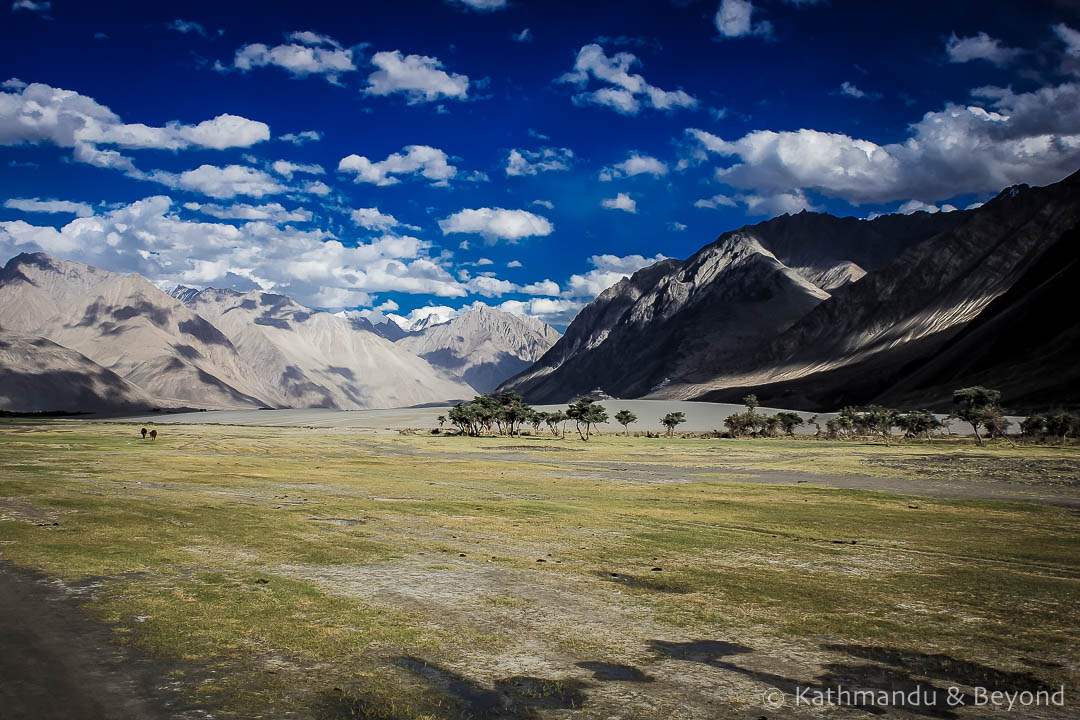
[0,563,202,720]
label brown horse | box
[149,429,157,441]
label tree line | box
[437,387,1079,444]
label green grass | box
[1,421,1078,718]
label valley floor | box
[1,423,1078,719]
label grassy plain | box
[1,421,1078,718]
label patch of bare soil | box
[863,455,1080,488]
[0,562,209,720]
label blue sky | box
[2,0,1079,330]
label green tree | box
[864,405,899,445]
[1044,411,1077,444]
[614,409,638,436]
[1019,414,1046,442]
[661,411,686,437]
[743,394,759,412]
[896,410,943,442]
[545,410,568,437]
[952,386,1002,445]
[775,411,804,437]
[567,397,609,441]
[807,414,821,437]
[436,415,446,429]
[724,412,749,438]
[761,415,781,437]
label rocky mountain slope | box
[499,206,966,404]
[0,253,280,409]
[685,171,1080,410]
[175,288,474,409]
[0,329,162,412]
[395,304,561,392]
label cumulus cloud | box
[1055,23,1080,57]
[0,82,269,172]
[182,201,313,224]
[683,81,1080,205]
[365,51,469,103]
[4,197,93,216]
[599,152,668,181]
[0,196,470,308]
[438,207,554,243]
[505,147,573,176]
[338,145,457,187]
[271,159,325,179]
[945,32,1021,66]
[280,130,322,145]
[520,279,560,295]
[565,253,667,299]
[146,164,289,199]
[350,207,416,231]
[714,0,772,38]
[667,221,687,231]
[694,194,737,209]
[601,192,637,213]
[839,81,870,99]
[233,32,356,83]
[496,297,582,326]
[466,275,515,297]
[506,259,523,268]
[738,189,820,215]
[896,199,958,214]
[558,44,697,115]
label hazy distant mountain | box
[0,253,280,409]
[499,205,967,404]
[174,288,474,409]
[0,329,161,412]
[395,304,561,393]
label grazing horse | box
[140,427,147,439]
[149,429,158,441]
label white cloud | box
[667,221,687,231]
[738,190,820,215]
[467,275,515,297]
[505,147,573,176]
[496,297,582,326]
[521,279,560,295]
[233,33,356,83]
[0,82,269,172]
[599,152,667,181]
[280,130,322,145]
[1,78,26,90]
[447,0,507,10]
[4,197,93,217]
[506,259,523,267]
[350,207,411,230]
[565,253,667,299]
[1054,23,1080,63]
[168,19,207,36]
[531,199,554,209]
[714,0,772,38]
[147,164,288,199]
[558,44,697,115]
[271,159,325,179]
[0,196,469,309]
[302,180,331,196]
[895,199,958,214]
[365,51,469,103]
[338,145,457,186]
[840,81,866,99]
[182,201,312,223]
[684,81,1080,205]
[286,30,341,48]
[945,32,1021,66]
[11,1,50,14]
[512,28,533,43]
[601,192,637,213]
[694,193,736,209]
[438,207,554,242]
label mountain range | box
[501,170,1080,412]
[0,254,558,412]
